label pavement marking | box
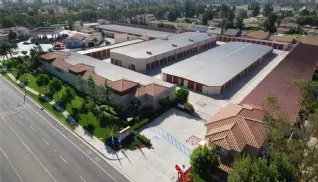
[42,138,50,146]
[1,117,58,182]
[0,148,24,182]
[29,126,36,132]
[18,114,24,119]
[80,176,87,182]
[0,78,119,182]
[59,155,67,164]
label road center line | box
[0,77,119,182]
[2,117,57,182]
[80,176,87,182]
[29,126,36,132]
[59,155,67,164]
[42,138,50,146]
[0,148,24,182]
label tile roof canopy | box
[205,103,266,152]
[297,36,318,46]
[110,32,216,59]
[96,24,173,38]
[241,43,318,123]
[51,58,72,71]
[246,31,270,40]
[70,33,86,41]
[162,42,273,87]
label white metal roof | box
[64,52,174,88]
[162,42,273,87]
[110,32,216,59]
[96,24,173,38]
[77,39,144,55]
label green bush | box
[184,102,195,113]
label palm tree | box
[0,41,17,60]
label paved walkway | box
[4,69,125,160]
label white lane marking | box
[1,117,57,182]
[0,78,119,182]
[0,148,24,182]
[29,126,36,132]
[18,114,23,119]
[80,176,87,182]
[42,138,50,146]
[59,155,67,164]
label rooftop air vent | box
[189,39,194,42]
[146,51,152,55]
[172,44,177,47]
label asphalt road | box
[0,75,130,182]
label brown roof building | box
[269,35,294,43]
[246,31,270,40]
[241,43,318,123]
[41,51,175,110]
[205,103,266,173]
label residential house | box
[41,51,176,111]
[277,23,299,34]
[86,32,103,47]
[269,35,294,44]
[246,31,270,40]
[205,103,266,175]
[135,14,156,25]
[207,28,241,37]
[208,18,222,27]
[64,33,86,49]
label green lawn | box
[284,34,305,38]
[3,65,154,149]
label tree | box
[236,16,244,30]
[184,0,195,18]
[36,74,50,94]
[29,44,44,70]
[48,77,62,98]
[195,4,205,17]
[219,4,230,35]
[202,8,213,25]
[77,75,85,92]
[228,153,295,182]
[21,50,28,56]
[98,80,112,104]
[263,92,318,181]
[8,30,17,40]
[263,13,278,35]
[251,2,260,17]
[173,88,189,104]
[87,76,96,99]
[0,41,16,60]
[59,86,76,107]
[263,3,273,17]
[190,145,220,182]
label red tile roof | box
[297,36,318,46]
[71,33,86,41]
[246,31,270,40]
[109,79,138,92]
[134,83,168,96]
[205,103,266,152]
[41,51,70,60]
[51,58,72,71]
[82,71,108,86]
[241,43,318,123]
[67,63,94,73]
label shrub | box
[184,102,195,113]
[174,88,189,104]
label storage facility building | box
[110,32,217,72]
[162,42,273,95]
[96,24,174,40]
[77,39,144,59]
